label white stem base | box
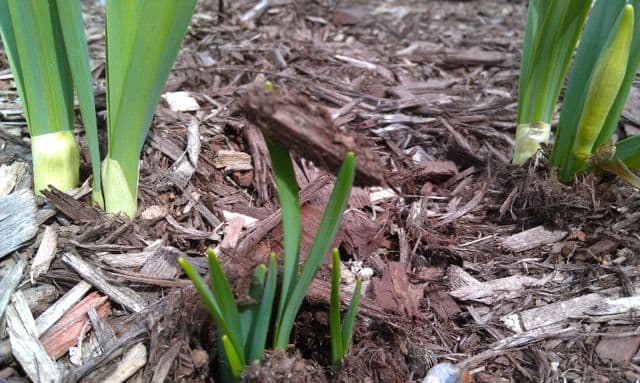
[512,122,551,165]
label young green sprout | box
[330,248,363,368]
[180,149,356,380]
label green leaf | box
[103,0,196,215]
[222,335,244,382]
[556,4,634,180]
[0,0,81,193]
[3,0,75,137]
[341,276,362,357]
[513,0,591,164]
[206,249,244,363]
[265,137,301,338]
[551,0,627,171]
[274,152,355,349]
[246,255,277,362]
[594,0,640,150]
[240,264,266,344]
[330,249,343,368]
[0,0,28,122]
[55,0,103,205]
[615,135,640,170]
[178,258,238,356]
[596,158,640,188]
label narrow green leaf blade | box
[104,0,196,215]
[518,0,591,124]
[514,0,591,164]
[56,0,103,205]
[330,249,343,368]
[615,135,640,169]
[5,0,75,136]
[178,257,230,335]
[557,4,633,180]
[0,0,28,122]
[274,152,355,349]
[222,335,244,382]
[105,0,142,143]
[239,264,266,344]
[246,255,277,362]
[341,277,362,356]
[206,249,244,358]
[265,137,301,338]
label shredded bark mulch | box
[2,0,640,382]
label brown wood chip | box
[240,86,387,186]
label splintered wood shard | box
[62,252,146,313]
[241,86,387,186]
[0,189,37,259]
[501,225,568,252]
[40,292,111,360]
[6,291,61,383]
[30,225,58,282]
[0,259,27,320]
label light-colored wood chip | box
[501,293,604,332]
[0,258,26,319]
[0,162,27,197]
[213,149,253,171]
[6,291,61,383]
[448,265,552,304]
[501,225,568,252]
[103,343,147,383]
[62,252,147,313]
[0,189,37,259]
[35,280,92,336]
[30,226,58,282]
[162,91,200,112]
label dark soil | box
[2,0,640,382]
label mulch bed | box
[2,0,640,382]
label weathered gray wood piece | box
[501,293,604,332]
[0,258,26,320]
[448,265,552,304]
[501,225,568,252]
[30,225,58,282]
[62,252,146,313]
[0,189,37,259]
[35,280,92,336]
[6,291,61,383]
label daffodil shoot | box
[516,0,640,184]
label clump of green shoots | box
[180,145,361,380]
[515,0,640,185]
